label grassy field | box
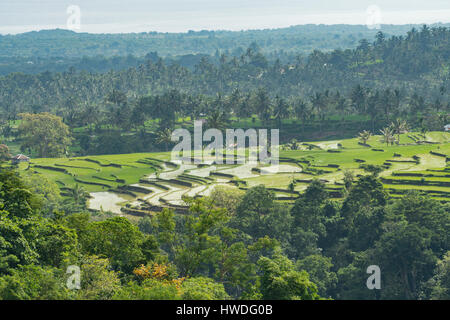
[12,131,450,215]
[18,152,169,192]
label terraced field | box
[16,131,450,217]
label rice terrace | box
[17,131,450,217]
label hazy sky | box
[0,0,449,34]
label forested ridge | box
[1,24,439,58]
[1,25,449,118]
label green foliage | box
[0,169,78,272]
[0,169,42,219]
[0,265,71,300]
[181,277,229,300]
[421,252,450,299]
[341,175,388,222]
[335,191,450,300]
[23,172,62,215]
[80,217,146,273]
[234,185,292,243]
[209,185,244,215]
[258,250,320,300]
[297,255,337,297]
[76,256,121,300]
[0,215,38,272]
[0,144,11,162]
[290,180,329,258]
[1,125,449,301]
[113,279,181,300]
[33,222,78,268]
[18,113,72,158]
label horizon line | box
[2,22,450,36]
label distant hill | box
[1,24,449,58]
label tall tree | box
[18,113,72,158]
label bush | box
[181,277,229,300]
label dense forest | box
[0,167,449,300]
[1,25,449,114]
[3,24,446,75]
[3,82,448,157]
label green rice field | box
[14,131,450,215]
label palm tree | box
[206,110,228,131]
[253,88,272,125]
[273,96,290,127]
[288,178,296,193]
[294,98,308,134]
[380,127,395,146]
[156,128,173,151]
[336,96,347,115]
[437,112,448,128]
[420,126,428,139]
[409,93,425,115]
[390,119,408,144]
[366,93,380,132]
[343,169,355,192]
[351,85,367,113]
[358,130,372,145]
[310,92,327,132]
[289,139,301,150]
[71,184,89,205]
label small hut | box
[11,154,30,165]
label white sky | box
[0,0,449,34]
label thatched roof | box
[12,154,30,161]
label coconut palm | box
[273,95,290,127]
[437,112,448,128]
[293,98,309,134]
[287,139,301,150]
[390,119,408,144]
[420,126,428,139]
[71,184,89,205]
[358,130,372,145]
[310,92,327,132]
[253,88,272,125]
[156,128,173,151]
[380,127,395,146]
[206,110,228,131]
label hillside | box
[16,131,450,216]
[1,24,441,58]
